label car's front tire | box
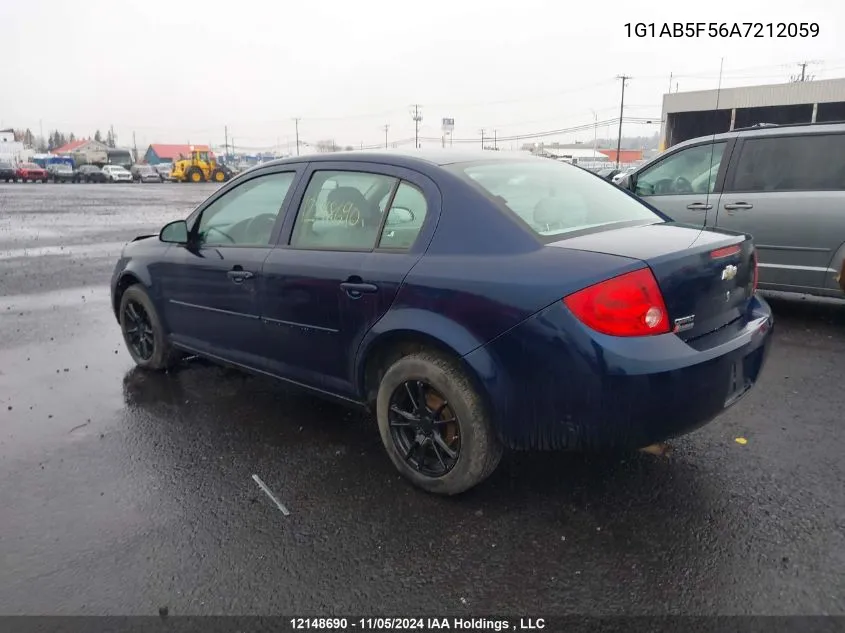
[376,351,503,495]
[119,285,182,371]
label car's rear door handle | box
[340,281,378,298]
[723,202,753,211]
[686,202,713,211]
[227,268,255,283]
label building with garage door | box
[660,77,845,150]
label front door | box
[158,170,299,363]
[633,140,731,227]
[259,163,436,398]
[715,132,845,293]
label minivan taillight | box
[752,251,759,293]
[564,268,670,337]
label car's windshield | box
[22,163,38,169]
[456,159,661,238]
[137,165,153,173]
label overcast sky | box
[1,0,843,152]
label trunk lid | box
[550,223,756,341]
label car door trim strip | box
[168,299,259,320]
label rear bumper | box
[463,295,773,451]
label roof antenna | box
[703,57,725,225]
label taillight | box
[564,268,670,337]
[710,244,741,259]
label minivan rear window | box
[456,160,662,239]
[728,133,845,192]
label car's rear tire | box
[119,285,182,371]
[376,350,502,495]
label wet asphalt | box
[0,183,844,616]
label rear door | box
[633,140,733,227]
[259,161,438,398]
[716,131,845,293]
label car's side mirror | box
[160,220,189,244]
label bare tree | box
[315,139,338,153]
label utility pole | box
[479,128,485,149]
[383,124,389,149]
[410,105,423,148]
[110,124,116,148]
[615,75,631,169]
[132,131,137,162]
[792,60,817,82]
[293,118,301,156]
[224,125,229,159]
[493,129,497,150]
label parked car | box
[77,164,109,183]
[616,121,845,298]
[47,163,77,183]
[611,166,637,186]
[0,161,16,182]
[111,150,773,495]
[596,167,622,181]
[102,165,133,183]
[131,164,162,183]
[153,163,173,182]
[16,163,48,183]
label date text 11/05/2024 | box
[624,22,820,38]
[290,618,545,631]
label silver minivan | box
[617,122,845,298]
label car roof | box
[250,148,545,171]
[670,120,845,152]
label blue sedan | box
[111,150,773,494]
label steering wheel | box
[674,176,693,194]
[205,225,236,244]
[244,213,277,243]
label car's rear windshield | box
[455,159,662,239]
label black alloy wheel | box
[122,299,155,361]
[388,380,461,477]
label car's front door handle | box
[340,281,378,298]
[686,202,712,211]
[227,269,255,283]
[723,202,753,211]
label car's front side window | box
[635,142,727,196]
[196,172,295,247]
[290,170,398,250]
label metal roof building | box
[660,77,845,149]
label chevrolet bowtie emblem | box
[721,264,738,281]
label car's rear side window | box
[728,133,845,192]
[289,171,430,252]
[457,160,661,239]
[378,183,428,250]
